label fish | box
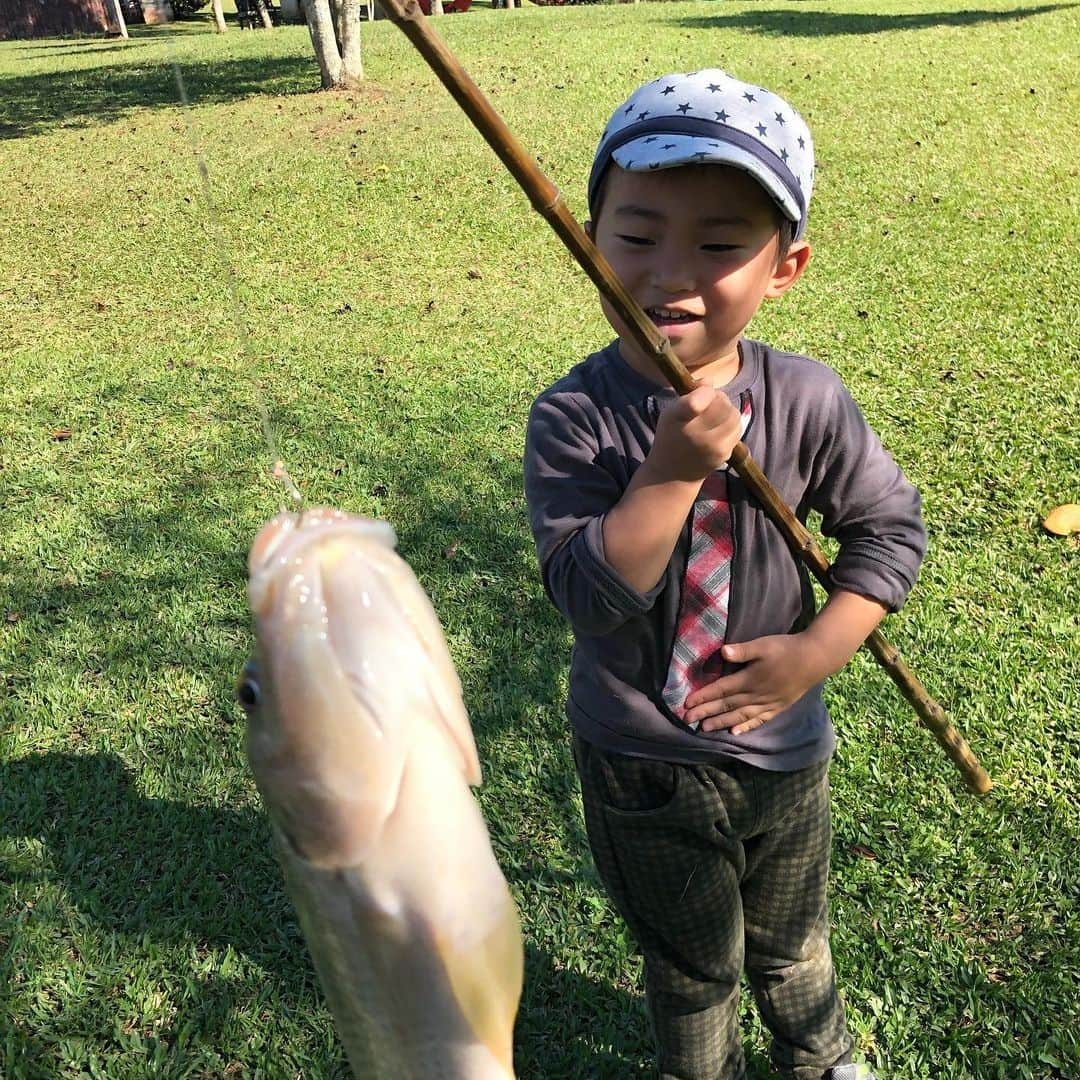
[239,507,523,1079]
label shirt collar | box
[601,337,762,404]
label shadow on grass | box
[0,751,322,1063]
[672,3,1077,37]
[0,45,317,140]
[0,749,654,1075]
[12,41,163,59]
[0,415,649,1071]
[11,16,259,57]
[519,945,650,1077]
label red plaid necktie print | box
[662,392,752,727]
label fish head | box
[241,507,482,869]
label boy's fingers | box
[730,713,771,736]
[699,706,760,733]
[684,671,753,709]
[699,705,775,734]
[681,384,717,417]
[721,639,769,664]
[684,691,754,727]
[701,393,739,426]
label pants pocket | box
[577,746,742,982]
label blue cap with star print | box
[588,70,815,240]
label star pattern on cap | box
[595,68,815,237]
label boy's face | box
[590,164,808,384]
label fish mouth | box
[247,508,397,618]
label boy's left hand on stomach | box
[684,634,832,736]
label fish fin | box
[437,889,523,1072]
[371,549,484,787]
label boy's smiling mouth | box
[647,306,700,325]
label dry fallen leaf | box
[51,429,72,441]
[1042,504,1080,536]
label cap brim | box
[612,137,802,232]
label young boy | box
[524,70,926,1080]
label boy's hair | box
[589,69,815,243]
[776,215,796,262]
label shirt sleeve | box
[805,380,927,612]
[524,392,664,635]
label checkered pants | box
[574,737,853,1080]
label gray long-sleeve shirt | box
[524,338,927,771]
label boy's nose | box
[651,257,695,295]
[653,276,696,298]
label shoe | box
[826,1066,878,1080]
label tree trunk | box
[211,0,227,31]
[105,0,129,35]
[328,0,343,52]
[254,0,275,28]
[303,0,344,88]
[339,0,363,85]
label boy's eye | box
[702,243,739,253]
[615,234,653,246]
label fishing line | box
[160,25,304,512]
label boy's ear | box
[766,240,811,299]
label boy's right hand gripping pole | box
[377,0,993,795]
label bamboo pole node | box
[535,190,565,215]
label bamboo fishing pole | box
[377,0,992,795]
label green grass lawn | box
[1,1,1077,1076]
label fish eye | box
[237,660,261,711]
